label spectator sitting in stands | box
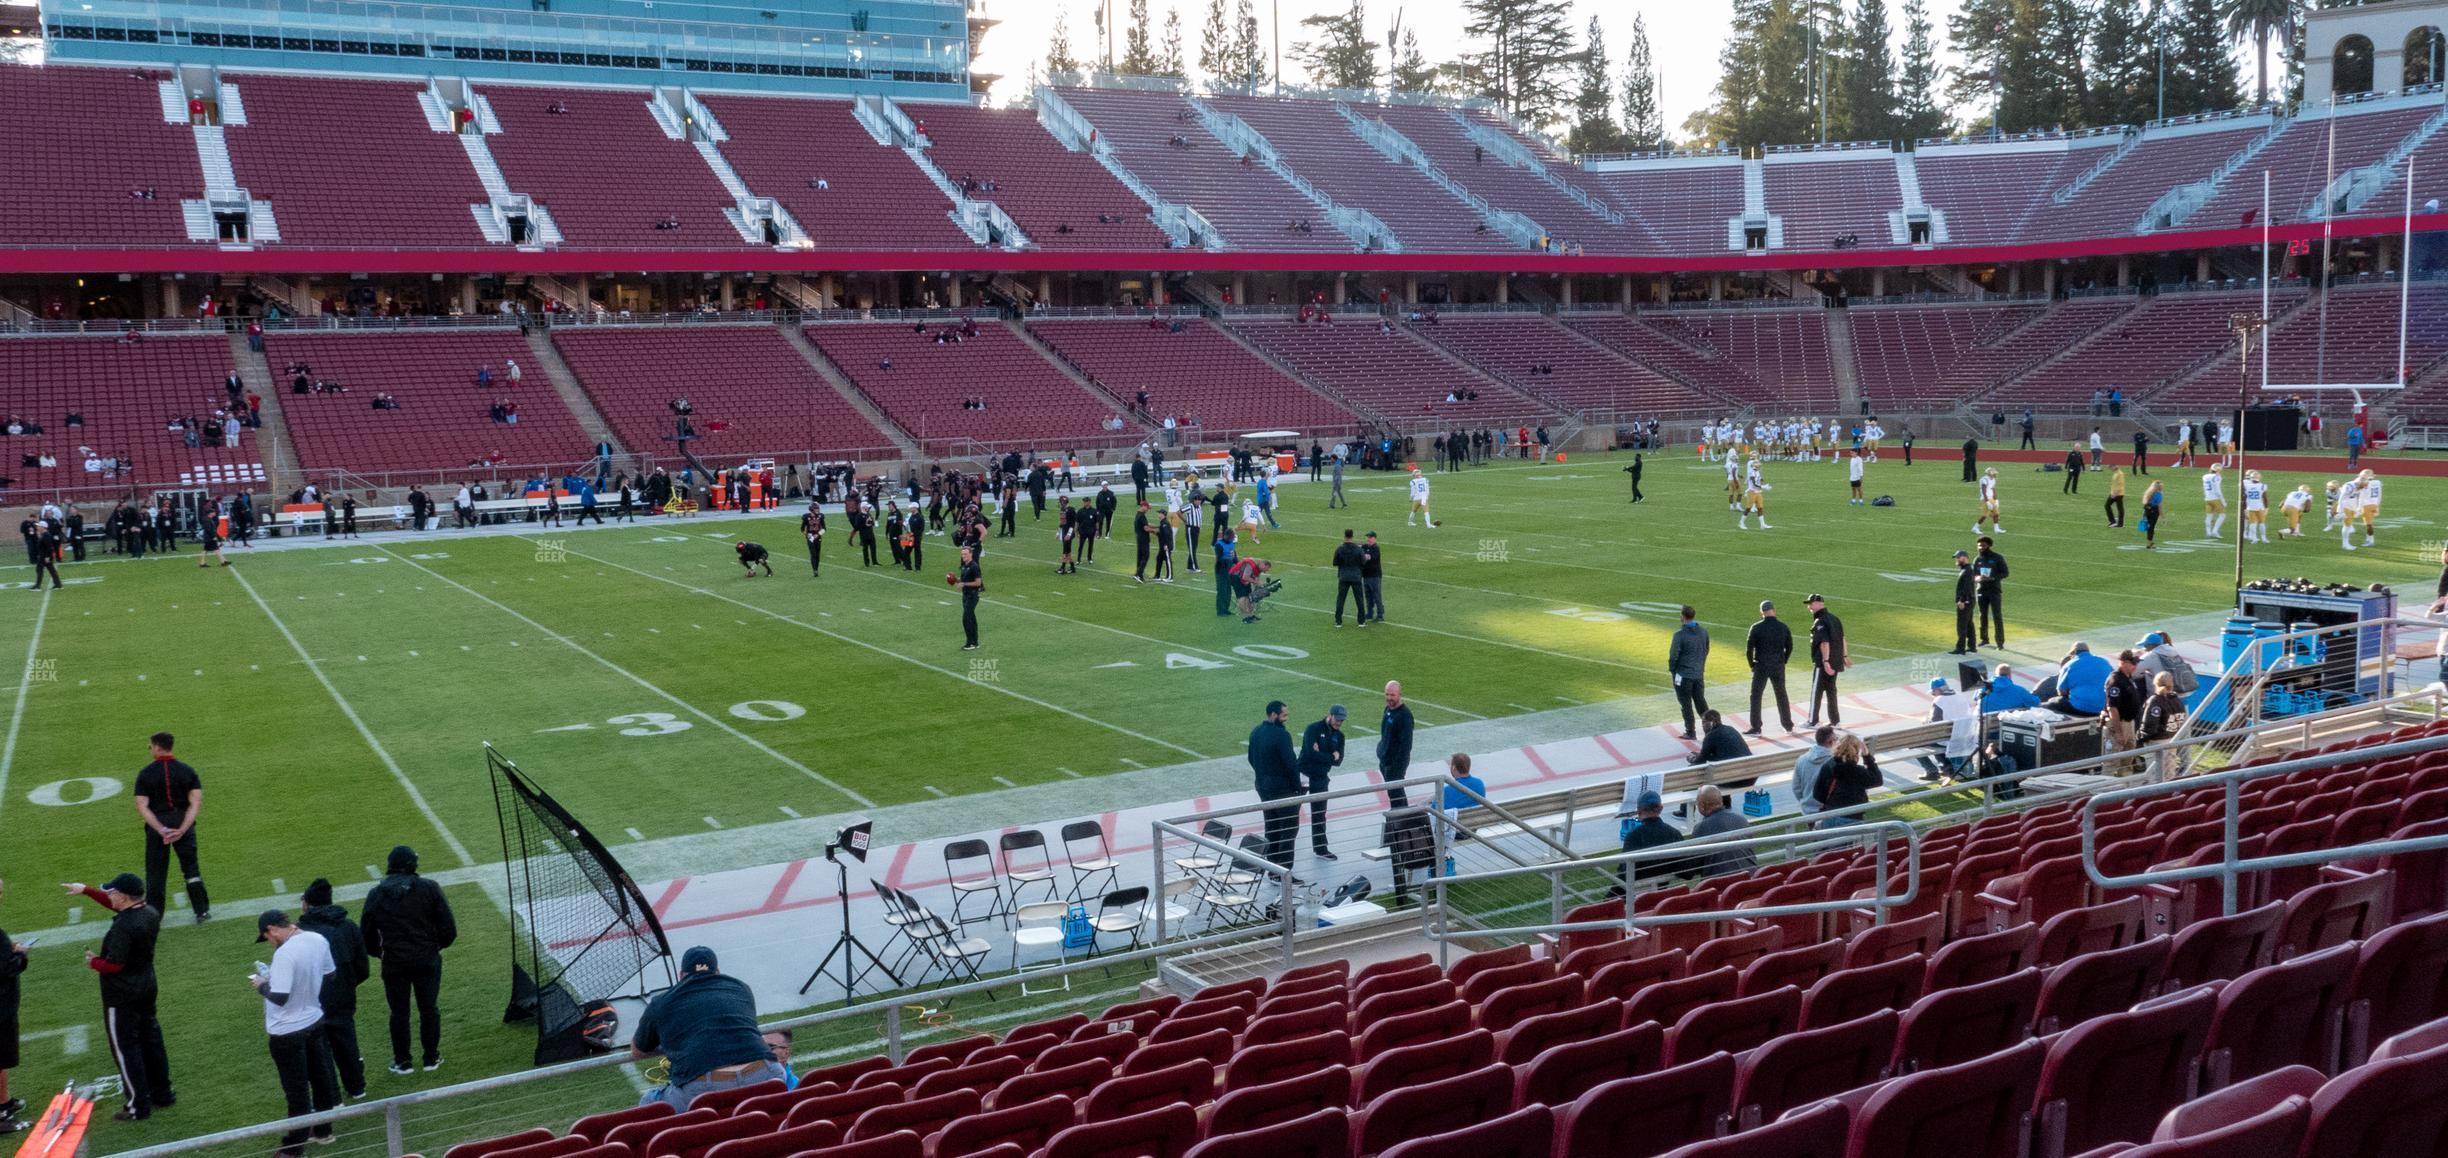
[654,217,680,231]
[475,365,492,386]
[546,101,569,114]
[130,186,156,200]
[1377,320,1394,336]
[1055,223,1074,234]
[64,412,82,428]
[1168,134,1189,147]
[808,177,829,190]
[1424,309,1439,325]
[960,318,979,339]
[1473,222,1489,234]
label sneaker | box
[0,1098,23,1121]
[113,1109,149,1123]
[1314,849,1339,860]
[422,1058,443,1073]
[345,1090,368,1102]
[388,1062,415,1076]
[194,910,210,924]
[311,1133,339,1146]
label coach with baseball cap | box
[62,873,174,1119]
[630,947,786,1111]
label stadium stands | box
[266,330,590,473]
[1999,288,2305,405]
[0,64,198,247]
[908,102,1169,251]
[1207,96,1510,254]
[480,85,740,248]
[2184,103,2443,231]
[1402,314,1711,417]
[1054,88,1353,253]
[1227,319,1547,421]
[1927,296,2140,403]
[1763,156,1902,250]
[1559,313,1765,407]
[1023,319,1356,435]
[1849,303,2049,409]
[1915,143,2099,247]
[549,325,894,459]
[1647,310,1840,412]
[1585,161,1743,253]
[703,96,977,251]
[2035,120,2273,239]
[1360,103,1644,252]
[223,75,492,249]
[2153,280,2448,411]
[801,321,1130,446]
[0,335,251,488]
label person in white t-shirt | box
[1925,678,1982,782]
[1847,450,1866,506]
[1407,469,1434,528]
[2200,465,2226,539]
[253,911,340,1155]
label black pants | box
[1380,763,1410,810]
[2132,452,2148,474]
[1673,678,1709,736]
[320,1012,366,1096]
[67,534,84,561]
[1748,668,1791,732]
[143,826,209,917]
[1302,772,1333,851]
[1335,579,1367,624]
[1902,445,1912,466]
[1956,604,1977,652]
[1364,577,1384,621]
[268,1026,339,1152]
[999,510,1015,537]
[2105,495,2125,526]
[104,993,173,1113]
[1979,596,2005,647]
[961,594,980,647]
[1962,457,1977,483]
[1184,527,1200,571]
[382,964,442,1067]
[2062,471,2079,494]
[2020,432,2035,450]
[1630,477,1644,501]
[1809,669,1841,725]
[29,554,60,588]
[859,534,878,565]
[908,540,923,571]
[1076,531,1093,563]
[1135,540,1150,579]
[806,540,821,576]
[1259,802,1299,871]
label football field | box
[3,445,2445,1147]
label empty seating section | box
[2185,105,2441,230]
[1560,314,1763,406]
[1763,159,1901,249]
[1362,103,1643,252]
[2002,290,2303,405]
[1405,315,1709,415]
[0,336,247,487]
[907,102,1166,250]
[481,85,739,248]
[802,323,1124,445]
[1449,106,1630,224]
[1649,311,1839,411]
[1850,305,2046,407]
[266,331,588,472]
[0,65,197,247]
[2354,116,2448,225]
[702,96,974,251]
[431,718,2448,1158]
[1024,320,1354,434]
[550,326,891,458]
[2036,123,2271,238]
[1932,296,2137,400]
[1055,88,1352,253]
[224,75,490,248]
[1588,163,1743,252]
[2155,281,2448,411]
[1228,321,1543,421]
[1914,147,2091,245]
[1208,96,1508,254]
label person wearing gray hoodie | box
[296,879,369,1099]
[1791,726,1836,815]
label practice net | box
[488,742,673,1064]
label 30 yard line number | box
[544,700,811,737]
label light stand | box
[798,821,901,1002]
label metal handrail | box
[2080,731,2448,916]
[2167,614,2444,771]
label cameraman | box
[1230,557,1272,624]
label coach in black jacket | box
[362,846,456,1076]
[298,878,372,1099]
[1377,681,1415,809]
[1744,601,1794,735]
[1331,532,1368,626]
[1248,702,1301,871]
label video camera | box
[1250,576,1283,606]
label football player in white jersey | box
[1975,468,2003,534]
[1739,458,1772,529]
[2200,465,2226,539]
[2279,484,2313,537]
[1725,452,1744,511]
[2336,475,2363,550]
[1407,468,1434,528]
[2240,471,2269,543]
[2354,469,2381,547]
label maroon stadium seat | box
[1552,1052,1735,1158]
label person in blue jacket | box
[1982,664,2042,712]
[2048,643,2111,716]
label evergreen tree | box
[1047,6,1082,76]
[2040,0,2092,127]
[1896,0,1950,138]
[1295,0,1377,91]
[1622,14,1665,150]
[1459,0,1584,130]
[2087,0,2158,126]
[1834,0,1898,141]
[1946,0,2012,114]
[1198,0,1234,81]
[1231,0,1267,90]
[1390,26,1437,92]
[1159,6,1187,78]
[1563,15,1625,153]
[2165,0,2239,116]
[1121,0,1160,75]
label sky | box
[974,0,1975,133]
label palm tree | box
[2223,0,2295,105]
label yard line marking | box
[625,827,645,842]
[365,864,383,879]
[65,908,79,924]
[924,785,949,798]
[376,546,878,809]
[558,543,1209,760]
[1118,758,1145,768]
[778,805,801,818]
[1056,767,1083,778]
[1507,703,1540,712]
[991,775,1019,788]
[229,567,475,867]
[1555,695,1583,704]
[703,816,724,829]
[271,878,285,895]
[0,588,52,829]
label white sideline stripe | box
[376,547,879,809]
[230,566,476,867]
[0,588,51,829]
[559,543,1209,761]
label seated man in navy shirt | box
[631,947,787,1110]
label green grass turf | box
[1,449,2442,1149]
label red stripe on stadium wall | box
[9,212,2444,276]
